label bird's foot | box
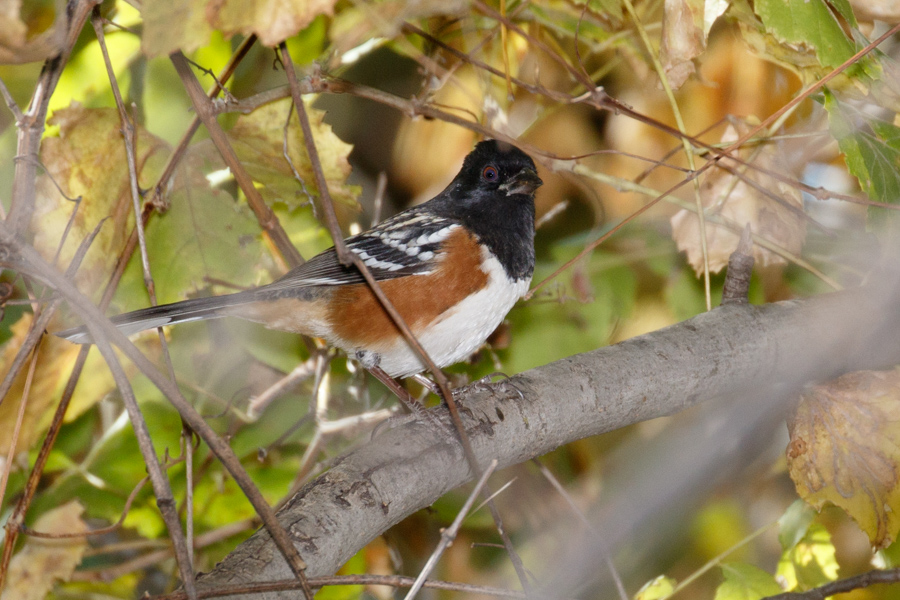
[451,372,525,403]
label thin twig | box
[278,44,350,264]
[21,476,149,539]
[763,568,900,600]
[531,458,627,600]
[0,350,39,510]
[153,573,573,600]
[92,12,197,596]
[1,228,314,600]
[622,0,711,309]
[405,459,499,599]
[372,171,388,226]
[73,518,258,582]
[0,220,107,586]
[151,35,257,210]
[169,51,303,268]
[90,335,197,600]
[6,0,99,234]
[248,356,318,418]
[0,216,103,409]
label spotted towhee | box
[57,140,542,379]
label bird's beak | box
[502,168,543,196]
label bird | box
[57,139,542,383]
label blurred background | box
[0,0,898,598]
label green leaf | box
[115,151,265,310]
[715,563,783,600]
[502,248,636,375]
[824,89,900,224]
[776,523,839,591]
[754,0,855,68]
[778,500,817,551]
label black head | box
[452,140,542,202]
[429,140,542,281]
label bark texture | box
[197,281,900,598]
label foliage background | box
[0,0,899,598]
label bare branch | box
[764,568,900,600]
[190,270,900,597]
[169,51,304,269]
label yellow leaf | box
[32,104,169,303]
[1,501,88,600]
[787,369,900,548]
[142,0,213,57]
[775,522,838,591]
[226,98,358,211]
[0,316,117,456]
[671,118,806,275]
[208,0,337,47]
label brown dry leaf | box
[0,317,117,456]
[207,0,336,47]
[1,501,88,600]
[226,98,358,210]
[787,370,900,549]
[329,0,466,58]
[660,0,704,89]
[31,104,170,301]
[659,0,729,89]
[11,105,168,455]
[141,0,213,57]
[670,119,806,274]
[0,0,66,64]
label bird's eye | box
[482,165,499,181]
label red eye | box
[482,165,498,181]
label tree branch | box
[194,273,900,597]
[763,567,900,600]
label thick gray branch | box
[198,281,900,597]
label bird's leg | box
[411,373,472,411]
[368,366,430,418]
[368,367,457,440]
[410,373,441,396]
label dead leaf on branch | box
[1,501,88,600]
[0,0,66,64]
[659,0,728,89]
[670,119,806,275]
[787,369,900,549]
[0,317,119,456]
[207,0,337,47]
[31,104,170,298]
[141,0,213,57]
[226,98,359,211]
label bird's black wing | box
[259,210,460,294]
[57,209,462,343]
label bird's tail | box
[55,292,255,345]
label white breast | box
[374,247,530,378]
